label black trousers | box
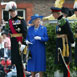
[0,48,4,57]
[57,55,70,77]
[63,64,68,77]
[11,38,24,77]
[62,59,70,77]
[15,55,24,77]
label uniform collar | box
[12,15,18,20]
[57,15,63,20]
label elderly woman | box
[26,14,48,77]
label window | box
[2,11,9,21]
[17,9,25,17]
[2,9,26,22]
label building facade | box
[0,0,74,22]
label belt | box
[75,33,77,38]
[11,33,22,37]
[56,34,67,38]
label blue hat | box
[29,14,43,24]
[50,7,61,12]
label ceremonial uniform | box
[5,1,27,77]
[61,5,77,67]
[55,15,74,64]
[51,7,74,77]
[9,15,27,63]
[56,15,74,77]
[9,15,27,77]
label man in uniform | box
[5,1,27,77]
[50,7,74,77]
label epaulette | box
[18,16,24,19]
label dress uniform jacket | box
[8,15,27,64]
[55,15,74,64]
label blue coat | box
[26,25,48,72]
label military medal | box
[58,27,61,31]
[16,28,21,32]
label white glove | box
[71,42,75,47]
[20,44,26,52]
[25,40,32,45]
[34,36,41,40]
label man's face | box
[75,11,77,15]
[62,13,67,17]
[9,10,17,18]
[52,12,59,19]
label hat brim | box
[50,7,61,12]
[9,9,16,11]
[29,16,43,24]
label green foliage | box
[5,23,9,29]
[45,23,56,77]
[58,17,66,26]
[44,23,63,77]
[70,22,77,72]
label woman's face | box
[1,19,4,24]
[2,34,7,38]
[33,18,40,26]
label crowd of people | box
[0,19,11,59]
[0,19,12,76]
